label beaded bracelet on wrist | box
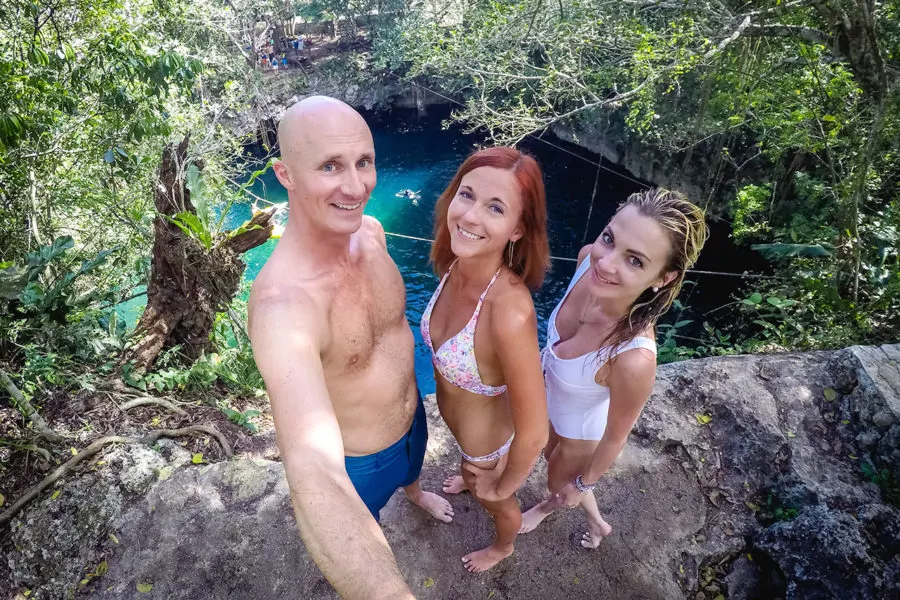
[574,474,597,493]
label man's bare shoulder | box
[359,215,387,248]
[249,272,329,350]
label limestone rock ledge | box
[4,346,899,600]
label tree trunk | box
[122,137,275,373]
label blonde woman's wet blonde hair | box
[599,187,709,357]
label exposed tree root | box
[118,397,188,416]
[0,425,232,526]
[0,367,64,443]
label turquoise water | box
[119,108,746,393]
[230,109,658,394]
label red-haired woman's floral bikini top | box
[420,260,508,397]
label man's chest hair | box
[327,256,405,337]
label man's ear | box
[272,159,292,190]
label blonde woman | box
[519,188,708,547]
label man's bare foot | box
[406,489,454,523]
[519,501,553,534]
[580,517,612,548]
[461,544,514,573]
[442,475,467,494]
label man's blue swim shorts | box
[344,393,427,520]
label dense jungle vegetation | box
[0,0,898,493]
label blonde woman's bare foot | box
[442,475,467,494]
[406,488,454,523]
[519,501,553,534]
[461,544,514,573]
[580,517,612,548]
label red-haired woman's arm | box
[465,288,548,501]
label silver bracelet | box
[574,474,597,493]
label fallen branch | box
[0,367,64,443]
[118,397,188,416]
[0,425,232,526]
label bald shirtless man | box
[249,96,452,599]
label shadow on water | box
[233,105,762,393]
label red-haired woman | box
[421,147,551,572]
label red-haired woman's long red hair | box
[431,147,551,290]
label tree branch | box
[118,396,188,416]
[0,367,64,443]
[491,15,753,140]
[744,24,833,46]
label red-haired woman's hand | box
[462,462,509,502]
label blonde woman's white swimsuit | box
[542,257,657,441]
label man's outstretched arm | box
[250,298,414,600]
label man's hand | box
[462,462,509,502]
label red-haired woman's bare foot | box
[461,544,514,573]
[580,516,612,548]
[442,475,467,494]
[519,501,553,533]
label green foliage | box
[656,317,699,363]
[861,462,900,507]
[731,184,771,243]
[0,0,274,445]
[1,237,122,356]
[379,0,900,349]
[761,492,799,524]
[221,407,261,432]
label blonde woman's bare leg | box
[578,490,612,548]
[520,435,598,533]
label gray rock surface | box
[4,347,899,599]
[828,344,900,486]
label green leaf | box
[742,292,763,305]
[109,533,120,545]
[103,148,115,163]
[0,492,5,507]
[191,453,203,464]
[823,387,837,402]
[136,582,153,593]
[226,222,263,239]
[27,236,74,270]
[51,489,61,500]
[186,163,209,229]
[423,577,435,588]
[695,414,712,425]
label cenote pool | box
[224,108,750,394]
